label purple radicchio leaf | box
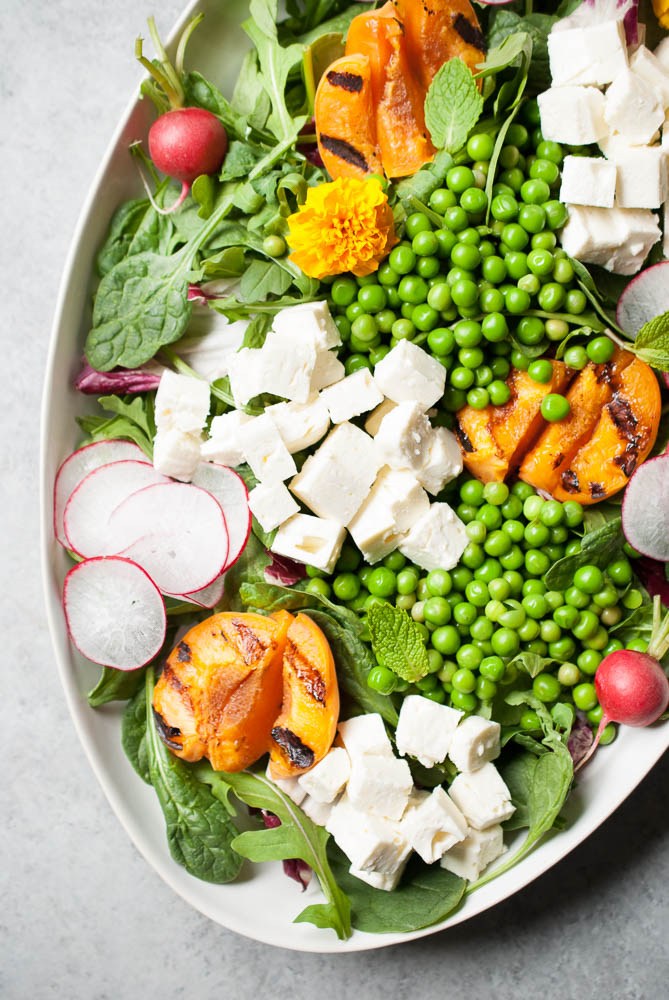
[74,359,164,394]
[635,557,669,607]
[260,811,312,890]
[264,552,307,587]
[568,711,594,766]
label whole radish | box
[575,596,669,772]
[135,15,228,213]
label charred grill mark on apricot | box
[452,12,485,50]
[614,446,639,478]
[285,639,326,704]
[176,641,191,663]
[596,361,615,385]
[454,420,474,453]
[326,70,364,92]
[231,619,268,664]
[561,469,581,493]
[271,726,315,770]
[608,393,639,441]
[553,452,565,470]
[590,481,606,498]
[319,134,370,172]
[153,708,184,750]
[163,663,187,693]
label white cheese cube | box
[320,369,384,424]
[338,714,394,760]
[237,414,296,483]
[630,45,669,109]
[373,340,446,411]
[266,762,306,806]
[416,427,464,495]
[153,427,202,482]
[538,86,607,146]
[604,68,665,146]
[349,862,407,892]
[655,36,669,71]
[448,763,515,830]
[310,350,346,392]
[326,795,411,874]
[364,398,397,436]
[155,370,210,434]
[248,480,299,532]
[395,695,463,767]
[560,204,661,275]
[375,401,432,473]
[448,716,501,773]
[227,347,270,408]
[664,199,669,258]
[289,422,379,525]
[200,409,253,466]
[348,467,430,563]
[548,20,627,87]
[614,146,668,209]
[559,155,616,208]
[258,327,319,403]
[177,311,248,382]
[346,753,413,822]
[298,747,351,803]
[300,794,333,827]
[271,300,342,352]
[440,824,506,882]
[271,513,345,573]
[401,787,468,864]
[399,502,469,572]
[265,395,330,453]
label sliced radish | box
[54,440,149,547]
[621,453,669,561]
[112,481,229,594]
[64,460,169,557]
[192,462,251,569]
[63,556,166,670]
[171,573,227,609]
[616,261,669,338]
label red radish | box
[64,460,169,557]
[192,462,251,569]
[621,452,669,561]
[616,260,669,338]
[575,596,669,772]
[170,573,227,609]
[111,481,229,594]
[54,440,150,547]
[63,557,166,670]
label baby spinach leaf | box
[328,847,466,934]
[367,604,429,683]
[544,517,624,590]
[487,10,555,92]
[122,681,151,784]
[89,665,145,708]
[499,751,537,831]
[424,59,483,153]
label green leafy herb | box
[393,149,454,207]
[486,10,556,92]
[544,517,624,590]
[424,59,483,153]
[628,311,669,371]
[242,313,273,349]
[77,394,156,456]
[122,681,152,784]
[88,665,145,708]
[499,751,537,831]
[568,257,623,334]
[475,31,533,81]
[367,603,429,683]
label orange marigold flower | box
[286,176,398,280]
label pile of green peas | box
[326,99,596,418]
[304,479,646,744]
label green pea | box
[467,132,495,161]
[524,521,551,547]
[548,637,576,661]
[450,690,478,712]
[332,573,360,602]
[587,336,615,364]
[263,234,287,257]
[533,673,562,702]
[522,593,548,619]
[367,566,396,598]
[453,661,479,688]
[521,178,551,204]
[475,558,503,584]
[424,596,452,626]
[573,682,598,711]
[367,666,397,694]
[573,565,604,595]
[305,578,331,598]
[330,277,358,307]
[482,255,507,284]
[554,604,579,630]
[557,663,581,686]
[491,627,520,657]
[541,393,570,422]
[520,710,542,733]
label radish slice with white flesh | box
[54,440,149,547]
[111,481,229,594]
[616,261,669,338]
[621,453,669,561]
[171,573,227,609]
[192,462,251,569]
[63,556,166,670]
[64,460,169,557]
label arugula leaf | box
[629,311,669,371]
[203,768,352,940]
[393,149,454,207]
[424,59,483,153]
[183,70,249,141]
[544,517,624,590]
[568,256,623,334]
[242,313,273,349]
[487,10,556,92]
[89,665,144,708]
[220,141,263,181]
[240,259,294,301]
[367,604,429,683]
[77,393,155,456]
[475,32,533,80]
[328,846,465,934]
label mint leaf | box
[631,311,669,371]
[424,59,483,153]
[367,604,429,682]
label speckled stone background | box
[2,1,667,996]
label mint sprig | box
[424,59,483,154]
[367,604,429,683]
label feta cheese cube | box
[373,340,446,411]
[604,68,665,146]
[375,401,432,473]
[548,20,627,87]
[265,395,330,453]
[271,512,345,573]
[153,428,202,482]
[258,327,319,403]
[200,409,253,466]
[395,695,463,767]
[655,36,669,72]
[338,714,395,760]
[298,747,351,803]
[326,795,411,874]
[364,398,397,436]
[346,753,413,821]
[177,311,248,382]
[320,369,384,424]
[440,824,506,881]
[266,762,306,806]
[237,414,297,482]
[248,480,299,532]
[448,763,515,830]
[401,787,468,864]
[560,204,661,275]
[154,370,210,434]
[271,300,342,352]
[416,427,464,495]
[399,502,469,571]
[630,45,669,109]
[559,155,616,208]
[447,716,501,773]
[300,794,333,827]
[348,467,430,563]
[227,348,270,408]
[289,422,379,525]
[614,146,668,209]
[538,86,607,146]
[349,863,407,892]
[309,350,346,393]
